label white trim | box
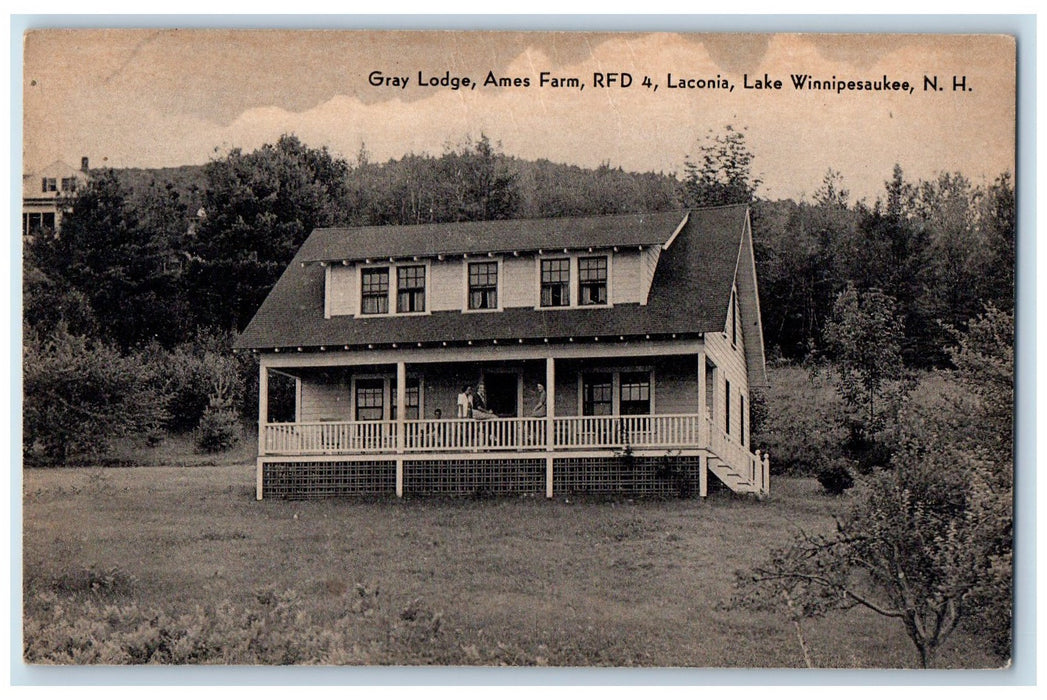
[262,338,705,369]
[323,265,332,319]
[662,211,689,250]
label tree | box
[682,125,761,207]
[186,135,352,331]
[27,171,192,349]
[823,284,905,437]
[978,172,1016,312]
[740,307,1013,667]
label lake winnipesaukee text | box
[367,70,972,95]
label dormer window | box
[468,262,498,310]
[540,258,571,307]
[578,256,608,305]
[396,265,426,313]
[361,268,390,315]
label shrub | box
[145,332,245,432]
[196,374,242,452]
[196,398,241,453]
[752,364,847,475]
[815,459,855,495]
[23,325,168,464]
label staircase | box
[705,417,769,496]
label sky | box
[22,30,1016,204]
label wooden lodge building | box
[236,204,770,499]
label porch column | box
[699,457,708,499]
[396,360,406,498]
[697,350,708,448]
[256,360,269,501]
[545,356,555,499]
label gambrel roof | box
[236,204,767,386]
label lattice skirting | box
[553,456,702,496]
[261,455,703,499]
[262,460,396,499]
[403,459,545,496]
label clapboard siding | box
[299,373,353,422]
[502,257,534,308]
[640,246,661,304]
[654,355,699,414]
[430,261,461,312]
[612,251,641,305]
[325,265,356,317]
[706,330,749,446]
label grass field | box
[22,458,997,667]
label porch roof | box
[235,205,749,351]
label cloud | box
[23,32,1015,203]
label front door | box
[483,372,519,417]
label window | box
[578,256,608,305]
[468,262,498,310]
[41,178,56,193]
[361,268,389,315]
[540,258,570,307]
[582,374,613,416]
[619,372,651,415]
[22,212,56,236]
[397,265,426,313]
[391,378,421,419]
[355,379,385,421]
[60,177,78,192]
[725,379,732,435]
[740,394,746,446]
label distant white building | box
[22,157,90,236]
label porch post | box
[545,356,555,499]
[697,350,707,448]
[256,359,269,501]
[699,457,708,499]
[396,360,406,498]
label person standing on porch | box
[473,380,495,420]
[457,385,474,418]
[531,382,547,417]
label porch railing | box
[706,416,766,492]
[553,414,702,449]
[262,413,704,456]
[404,417,548,452]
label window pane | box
[540,259,571,307]
[620,372,651,416]
[468,262,498,309]
[396,266,425,312]
[583,374,613,416]
[356,379,384,421]
[361,268,390,314]
[579,256,608,306]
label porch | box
[254,342,769,499]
